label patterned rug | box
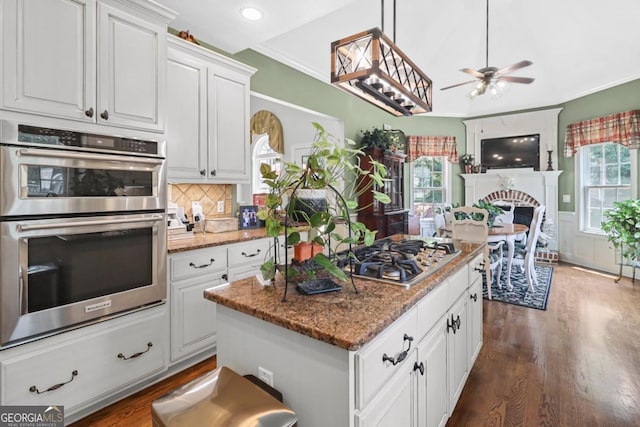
[482,261,554,310]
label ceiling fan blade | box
[441,80,479,91]
[498,76,535,84]
[459,68,485,78]
[495,60,533,76]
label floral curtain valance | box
[563,109,640,157]
[406,135,458,163]
[250,110,284,154]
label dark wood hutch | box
[357,147,408,238]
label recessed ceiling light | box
[241,7,263,21]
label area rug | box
[482,262,554,310]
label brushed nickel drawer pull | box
[117,342,153,360]
[189,258,215,269]
[29,370,78,394]
[241,249,261,258]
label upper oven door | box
[0,145,166,217]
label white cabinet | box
[0,305,166,416]
[416,321,448,427]
[467,276,483,366]
[1,0,175,132]
[447,292,469,412]
[355,350,418,427]
[167,35,256,183]
[169,246,228,362]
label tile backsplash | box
[169,184,233,221]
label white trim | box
[250,91,341,121]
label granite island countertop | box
[204,236,484,351]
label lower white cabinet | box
[467,277,483,365]
[0,305,166,416]
[355,350,418,427]
[416,321,448,427]
[447,292,469,412]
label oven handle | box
[17,215,164,232]
[17,148,164,165]
[19,265,28,315]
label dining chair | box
[492,200,515,224]
[450,206,504,299]
[512,205,546,293]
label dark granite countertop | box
[204,236,484,351]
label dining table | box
[439,222,529,291]
[487,223,529,290]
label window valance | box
[406,135,458,163]
[563,109,640,157]
[250,110,284,154]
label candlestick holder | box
[546,150,553,171]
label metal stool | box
[152,366,297,427]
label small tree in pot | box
[601,199,640,266]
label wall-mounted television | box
[481,134,540,171]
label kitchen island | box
[204,237,485,427]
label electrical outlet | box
[563,194,571,203]
[382,123,391,130]
[217,200,224,213]
[258,366,274,387]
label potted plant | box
[258,122,390,286]
[460,154,474,174]
[472,199,504,227]
[601,199,640,264]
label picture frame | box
[238,205,260,229]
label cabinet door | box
[166,47,208,180]
[2,0,95,120]
[355,351,418,427]
[207,64,250,183]
[467,278,483,366]
[96,0,165,132]
[447,294,469,413]
[416,320,449,427]
[170,276,226,362]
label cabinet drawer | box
[355,308,418,410]
[170,246,228,281]
[447,265,468,308]
[417,280,448,341]
[227,238,272,268]
[0,308,166,411]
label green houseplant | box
[601,199,640,263]
[258,122,391,285]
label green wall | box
[556,79,640,212]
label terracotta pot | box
[294,242,323,262]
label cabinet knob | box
[100,110,109,120]
[200,169,206,176]
[413,361,425,376]
[221,273,228,281]
[470,293,478,302]
[84,107,94,118]
[210,169,216,177]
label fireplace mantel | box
[462,170,562,251]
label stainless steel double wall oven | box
[0,121,167,348]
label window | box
[252,135,281,194]
[410,156,449,236]
[580,142,634,232]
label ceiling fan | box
[441,0,534,97]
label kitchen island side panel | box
[217,305,353,427]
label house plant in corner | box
[257,122,390,296]
[601,198,640,275]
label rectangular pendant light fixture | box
[331,27,432,117]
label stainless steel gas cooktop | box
[338,237,461,288]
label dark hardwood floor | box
[72,262,640,426]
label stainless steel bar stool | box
[152,366,297,427]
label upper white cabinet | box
[1,0,176,132]
[167,35,256,183]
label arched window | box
[252,134,281,194]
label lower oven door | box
[0,213,167,348]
